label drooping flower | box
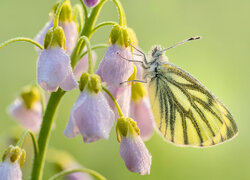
[64,73,115,143]
[35,0,78,54]
[96,24,136,116]
[130,63,154,141]
[8,86,42,132]
[84,0,100,7]
[116,117,152,175]
[37,26,78,92]
[0,146,26,180]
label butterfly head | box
[151,46,163,58]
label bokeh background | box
[0,0,249,179]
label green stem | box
[102,86,124,117]
[73,4,84,32]
[71,0,108,68]
[112,0,126,26]
[78,43,108,60]
[48,168,107,180]
[31,89,65,180]
[79,0,88,22]
[90,21,117,36]
[0,37,43,50]
[78,36,94,74]
[53,0,67,28]
[16,130,39,158]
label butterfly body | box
[141,46,238,147]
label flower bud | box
[0,146,25,179]
[84,0,100,7]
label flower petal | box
[64,93,86,138]
[0,161,22,180]
[72,92,115,143]
[60,68,78,91]
[8,99,42,132]
[130,98,154,141]
[59,21,78,54]
[120,136,152,175]
[37,48,71,92]
[96,45,133,86]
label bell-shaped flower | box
[96,25,137,116]
[8,86,42,132]
[35,0,78,54]
[117,117,152,175]
[84,0,100,7]
[37,26,78,92]
[129,63,154,141]
[64,73,115,143]
[0,146,26,180]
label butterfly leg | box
[117,52,150,69]
[120,79,147,85]
[128,41,149,65]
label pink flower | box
[8,98,42,132]
[35,20,78,54]
[0,160,22,180]
[120,135,152,175]
[96,45,134,116]
[84,0,100,7]
[37,47,78,92]
[64,91,115,143]
[129,63,154,141]
[130,98,154,141]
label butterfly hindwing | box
[148,63,238,147]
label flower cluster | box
[1,0,156,179]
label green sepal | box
[79,73,102,94]
[109,24,138,48]
[87,74,102,94]
[116,117,140,142]
[79,72,90,91]
[44,27,66,49]
[50,0,72,22]
[21,86,41,109]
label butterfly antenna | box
[161,36,201,52]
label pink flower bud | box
[120,135,152,175]
[84,0,100,7]
[64,91,115,143]
[0,159,22,180]
[8,99,42,132]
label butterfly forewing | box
[148,63,238,147]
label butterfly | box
[123,37,238,147]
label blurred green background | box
[0,0,249,179]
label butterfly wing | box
[148,63,238,147]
